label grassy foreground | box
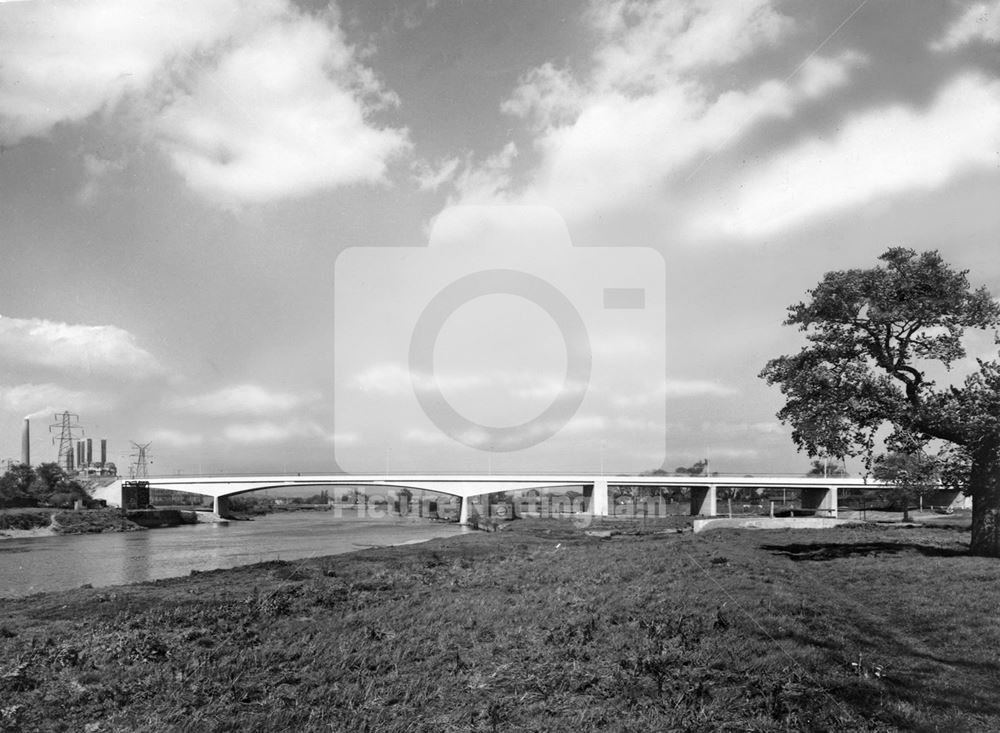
[1,518,997,732]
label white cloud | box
[451,143,518,203]
[403,413,608,450]
[403,427,452,445]
[354,362,573,399]
[0,0,410,206]
[0,383,111,416]
[613,378,737,408]
[509,378,566,401]
[149,429,204,448]
[585,0,792,83]
[155,8,410,206]
[412,156,461,191]
[704,447,760,460]
[558,414,609,434]
[451,1,864,223]
[354,363,412,395]
[698,420,785,436]
[795,51,867,100]
[501,63,581,131]
[168,383,313,416]
[0,0,243,143]
[0,314,161,378]
[590,335,657,358]
[223,419,346,444]
[932,0,1000,50]
[661,379,738,398]
[698,73,1000,239]
[355,363,489,396]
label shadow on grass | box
[761,541,967,561]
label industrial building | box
[16,414,117,477]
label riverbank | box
[0,518,995,731]
[0,508,145,539]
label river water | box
[0,512,469,599]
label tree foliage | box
[675,459,708,476]
[807,459,848,477]
[872,451,940,520]
[0,464,36,503]
[760,248,1000,555]
[0,463,89,507]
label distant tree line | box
[0,463,92,508]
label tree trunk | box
[969,442,1000,557]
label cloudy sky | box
[1,0,998,477]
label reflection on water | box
[0,513,467,598]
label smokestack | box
[68,447,74,472]
[21,418,29,466]
[100,439,107,467]
[77,440,84,467]
[86,438,92,465]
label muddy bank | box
[123,509,200,529]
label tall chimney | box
[100,438,107,467]
[86,438,92,465]
[68,448,74,472]
[21,418,29,466]
[77,440,84,467]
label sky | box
[0,0,998,478]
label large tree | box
[760,248,1000,556]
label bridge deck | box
[93,474,891,524]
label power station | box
[16,412,117,477]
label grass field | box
[1,517,997,731]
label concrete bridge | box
[92,474,886,524]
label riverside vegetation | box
[1,517,996,732]
[0,508,143,536]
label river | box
[0,511,469,599]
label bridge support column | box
[213,495,233,519]
[690,485,717,517]
[459,497,470,526]
[585,479,609,517]
[801,487,838,518]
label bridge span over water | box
[94,474,886,524]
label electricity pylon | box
[49,412,83,473]
[129,442,152,479]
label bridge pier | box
[801,486,838,518]
[690,485,717,517]
[213,495,233,519]
[584,479,609,517]
[459,497,470,526]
